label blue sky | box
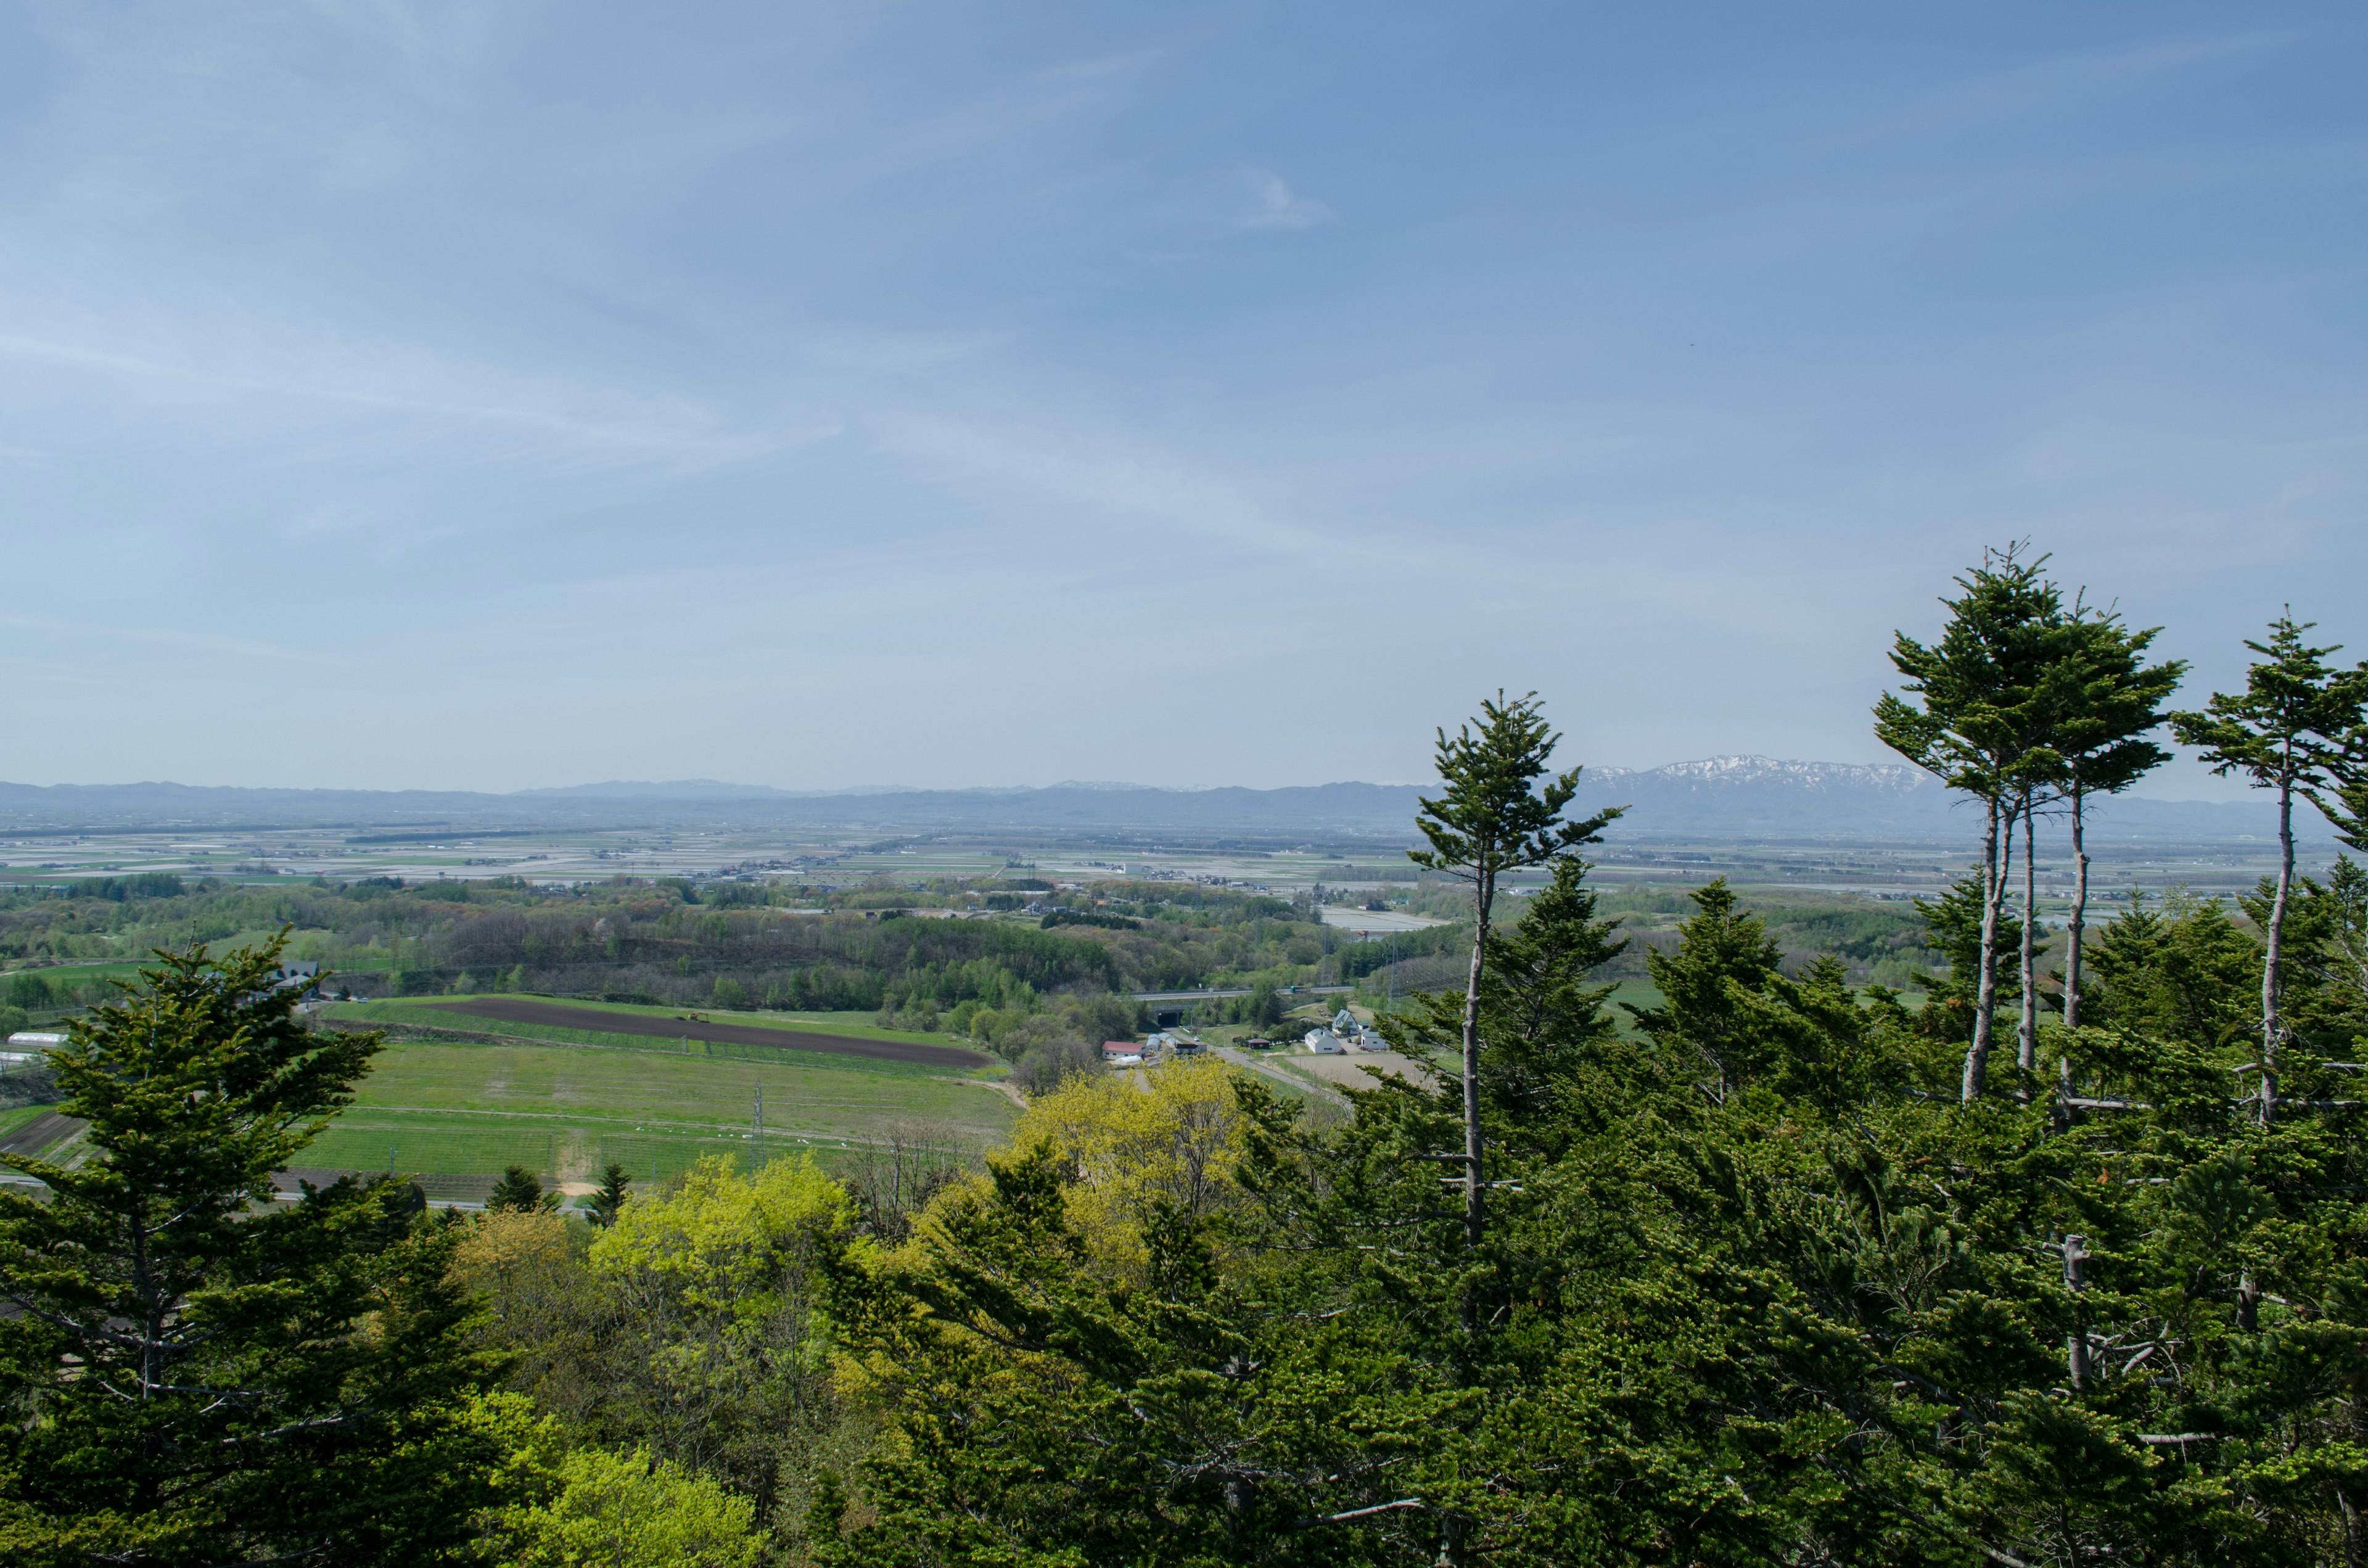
[2,2,2362,795]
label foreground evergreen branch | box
[0,935,511,1566]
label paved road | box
[419,999,989,1069]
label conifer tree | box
[1409,692,1620,1305]
[2170,613,2368,1123]
[2039,604,2186,1035]
[588,1160,632,1228]
[1628,877,1782,1097]
[1876,547,2063,1100]
[0,937,506,1563]
[488,1164,558,1213]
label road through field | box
[421,998,989,1068]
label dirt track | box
[419,999,990,1069]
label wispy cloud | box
[1236,168,1330,230]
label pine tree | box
[2170,612,2368,1123]
[0,937,508,1563]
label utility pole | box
[754,1083,765,1168]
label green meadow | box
[310,1030,1017,1186]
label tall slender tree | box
[1410,692,1620,1321]
[2170,614,2368,1125]
[1875,547,2063,1099]
[2034,604,2185,1116]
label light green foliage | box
[501,1446,759,1568]
[592,1154,855,1318]
[467,1156,861,1546]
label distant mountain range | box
[0,758,2329,845]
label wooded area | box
[6,553,2368,1566]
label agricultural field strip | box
[344,1101,997,1148]
[331,998,989,1073]
[326,1009,982,1081]
[358,993,968,1048]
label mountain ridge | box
[0,758,2322,842]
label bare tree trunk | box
[1966,797,2005,1102]
[1458,866,1493,1332]
[2263,772,2295,1128]
[2018,797,2039,1093]
[2064,785,2090,1032]
[2057,784,2089,1125]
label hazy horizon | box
[0,753,2292,807]
[4,4,2362,801]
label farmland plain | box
[309,996,1017,1186]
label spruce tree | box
[0,938,506,1563]
[2169,612,2368,1123]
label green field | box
[309,1037,1018,1186]
[324,996,987,1080]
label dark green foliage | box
[2087,892,2264,1051]
[0,937,504,1564]
[815,855,2368,1567]
[2170,614,2368,1120]
[1410,690,1624,1278]
[2170,615,2368,823]
[1039,909,1141,931]
[64,872,187,902]
[588,1160,631,1228]
[1628,877,1782,1088]
[488,1163,558,1213]
[1915,869,2024,1043]
[822,1130,1456,1568]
